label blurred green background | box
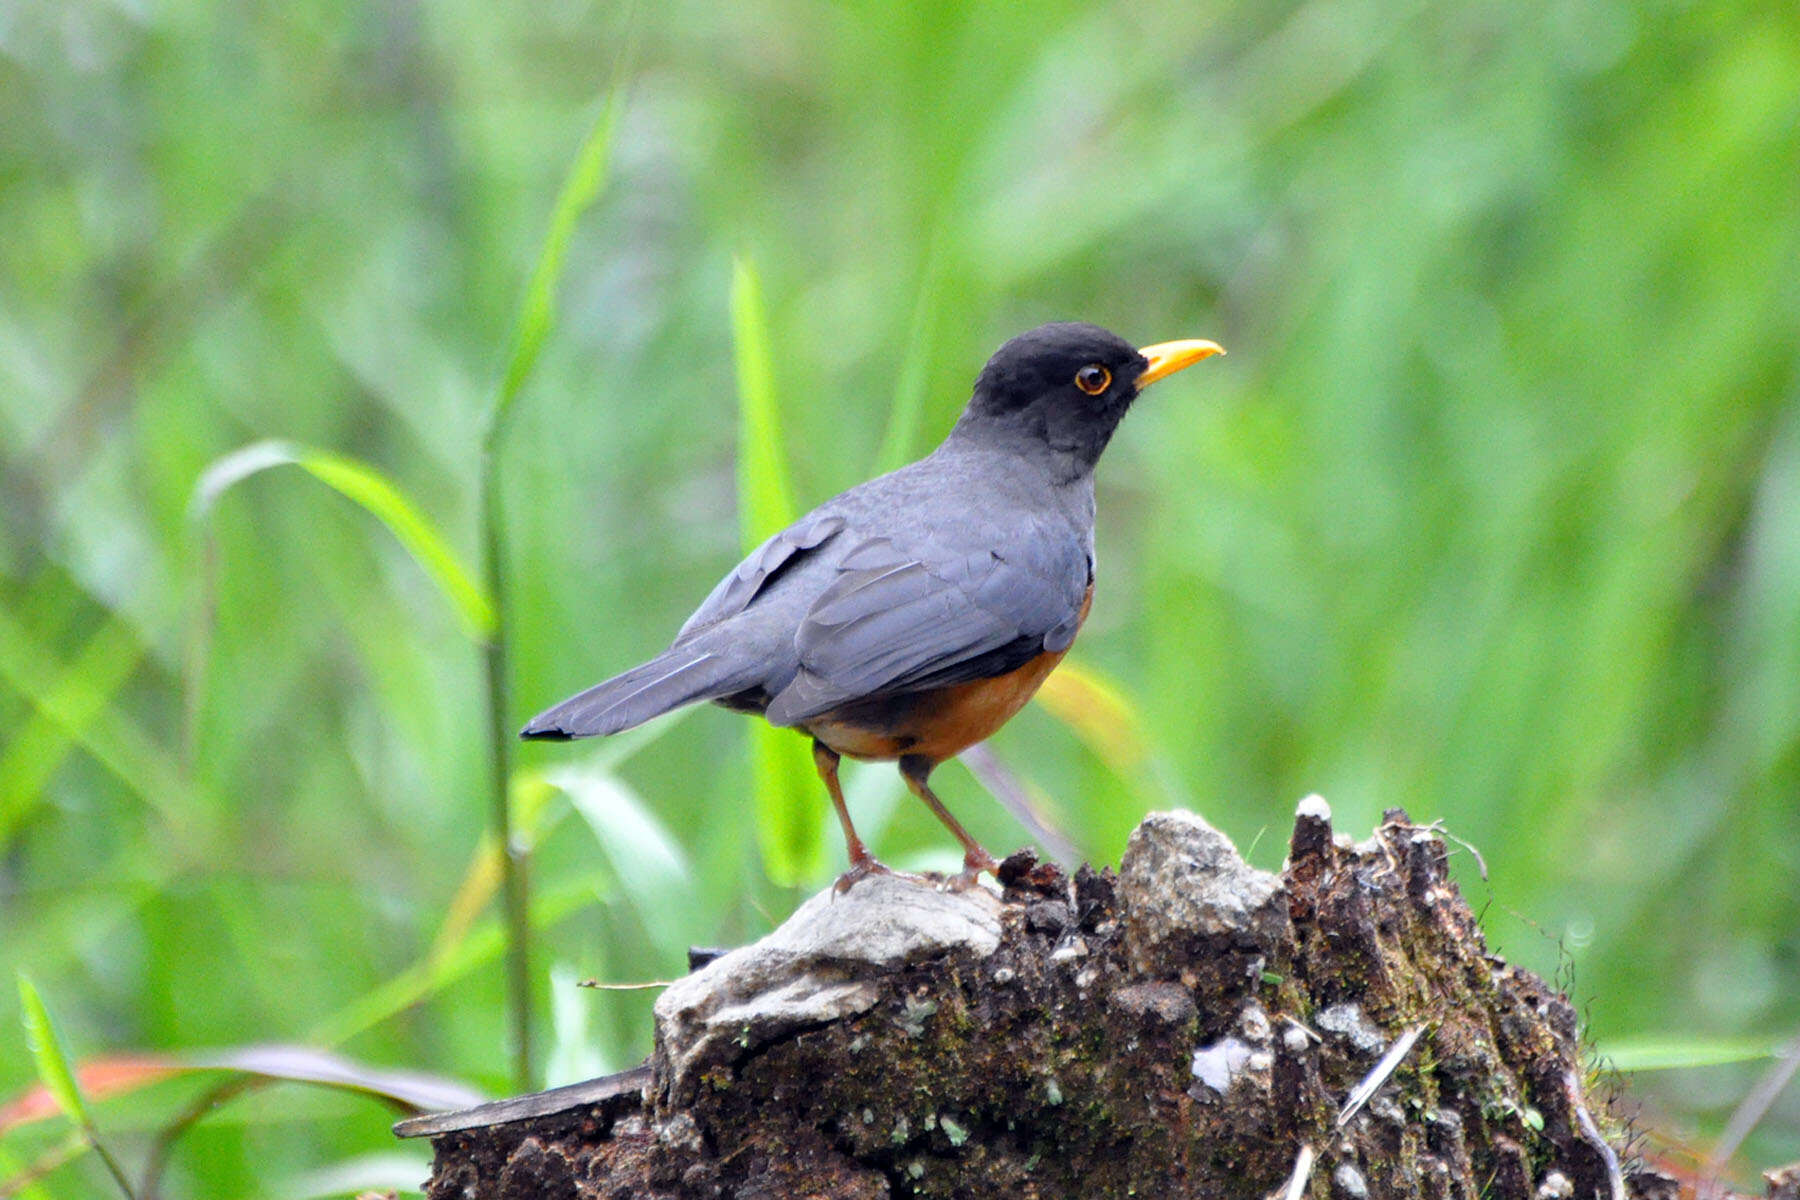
[3,0,1798,1193]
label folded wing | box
[762,533,1086,727]
[676,512,845,641]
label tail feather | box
[520,640,764,740]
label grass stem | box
[480,439,532,1092]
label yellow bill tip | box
[1136,338,1225,388]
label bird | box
[522,322,1222,890]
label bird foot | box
[834,851,997,896]
[834,856,927,895]
[833,858,887,895]
[944,852,1001,893]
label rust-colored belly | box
[801,583,1092,765]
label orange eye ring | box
[1075,364,1111,395]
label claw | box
[833,856,894,895]
[833,857,940,896]
[945,850,1001,892]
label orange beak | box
[1136,338,1225,388]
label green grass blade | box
[300,451,496,637]
[17,976,89,1128]
[191,440,495,638]
[494,88,626,423]
[0,617,146,847]
[17,976,136,1198]
[745,650,824,882]
[1035,657,1176,806]
[0,607,192,838]
[0,1131,86,1200]
[1600,1035,1786,1072]
[481,58,630,1089]
[276,1151,434,1200]
[307,877,595,1049]
[549,762,696,948]
[730,255,823,886]
[308,772,583,1049]
[730,257,799,541]
[872,247,942,475]
[419,714,695,981]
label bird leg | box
[898,754,1001,889]
[815,740,891,894]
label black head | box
[956,322,1221,472]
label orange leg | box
[898,754,1000,888]
[815,740,891,893]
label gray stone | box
[1535,1170,1573,1199]
[1331,1162,1369,1200]
[654,873,1003,1102]
[1189,1036,1256,1094]
[1317,1003,1386,1056]
[1118,810,1286,972]
[1108,981,1198,1025]
[1296,794,1333,823]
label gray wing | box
[675,512,845,641]
[761,531,1088,727]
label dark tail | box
[519,637,763,740]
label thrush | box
[523,322,1222,889]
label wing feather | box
[762,531,1085,727]
[675,513,844,640]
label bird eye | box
[1074,364,1111,395]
